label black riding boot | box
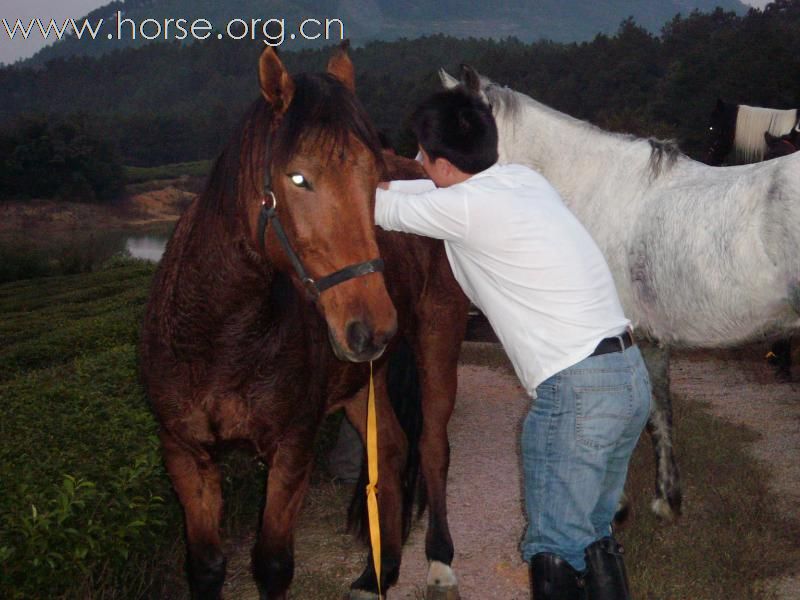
[583,537,632,600]
[530,552,585,599]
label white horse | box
[440,65,800,519]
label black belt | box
[590,331,634,357]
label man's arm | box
[375,185,468,241]
[383,179,436,193]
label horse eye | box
[289,173,310,189]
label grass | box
[0,261,188,598]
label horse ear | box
[459,63,481,94]
[259,46,295,116]
[327,39,355,92]
[439,68,459,89]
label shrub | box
[0,266,185,598]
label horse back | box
[378,153,470,346]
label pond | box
[125,234,168,262]
[0,223,174,283]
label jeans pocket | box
[574,384,634,450]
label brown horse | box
[140,43,469,599]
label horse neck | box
[159,198,273,331]
[498,94,654,203]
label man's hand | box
[377,182,390,190]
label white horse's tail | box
[734,105,798,163]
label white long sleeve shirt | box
[375,163,630,396]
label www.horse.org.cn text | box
[1,12,346,47]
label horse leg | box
[345,362,407,598]
[413,326,463,600]
[767,337,792,382]
[160,431,226,599]
[639,342,682,519]
[251,436,315,600]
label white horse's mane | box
[734,104,798,163]
[483,82,682,180]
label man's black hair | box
[410,88,498,174]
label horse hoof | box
[613,492,630,525]
[426,560,458,599]
[651,497,677,521]
[426,585,460,600]
[613,502,630,525]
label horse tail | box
[348,336,423,543]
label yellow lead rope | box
[365,361,382,597]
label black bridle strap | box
[315,258,385,293]
[258,199,384,298]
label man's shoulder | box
[498,162,546,180]
[471,163,556,196]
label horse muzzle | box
[329,318,397,363]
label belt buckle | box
[615,334,625,352]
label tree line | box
[2,0,800,202]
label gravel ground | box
[670,346,800,598]
[391,343,800,599]
[221,341,800,599]
[391,361,531,599]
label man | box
[374,88,651,599]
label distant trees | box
[0,115,125,202]
[2,0,800,199]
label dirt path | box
[221,342,800,599]
[395,345,800,599]
[670,346,800,598]
[391,361,531,599]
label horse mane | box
[198,73,386,233]
[647,138,681,179]
[734,104,798,163]
[483,82,522,123]
[484,81,682,180]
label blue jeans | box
[520,343,651,571]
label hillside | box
[26,0,747,64]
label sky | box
[0,0,775,66]
[1,0,109,65]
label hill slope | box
[26,0,746,63]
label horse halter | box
[776,138,798,155]
[257,166,384,299]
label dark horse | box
[764,128,800,159]
[140,44,469,599]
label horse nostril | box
[346,320,372,355]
